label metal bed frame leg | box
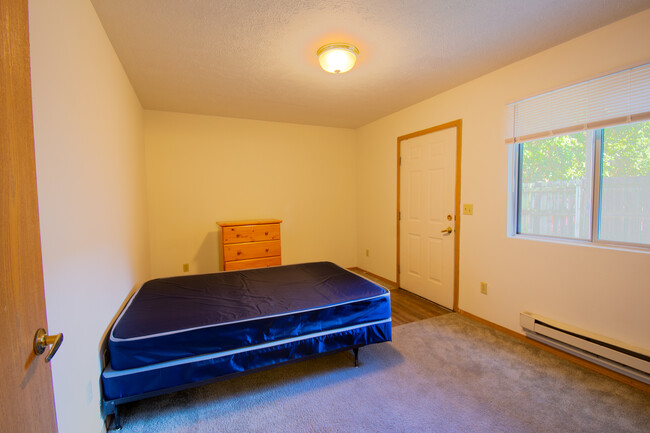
[113,407,122,431]
[353,347,359,367]
[104,400,122,431]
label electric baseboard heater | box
[520,312,650,385]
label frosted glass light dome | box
[317,43,359,74]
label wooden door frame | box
[396,119,463,312]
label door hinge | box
[398,211,401,220]
[398,264,401,273]
[399,157,402,165]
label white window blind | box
[505,63,650,144]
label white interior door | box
[400,127,456,309]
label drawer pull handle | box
[265,249,269,252]
[237,251,241,255]
[265,232,268,235]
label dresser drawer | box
[223,240,281,262]
[222,223,280,244]
[224,256,281,271]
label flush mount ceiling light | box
[317,43,359,74]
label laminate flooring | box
[349,268,452,327]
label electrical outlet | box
[463,204,474,215]
[480,281,488,295]
[183,263,189,272]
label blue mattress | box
[108,262,391,371]
[102,319,391,400]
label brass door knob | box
[441,227,453,234]
[33,328,63,363]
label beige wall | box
[356,10,650,350]
[29,0,150,431]
[144,111,358,278]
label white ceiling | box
[90,0,650,129]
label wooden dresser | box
[217,219,282,271]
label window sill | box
[509,233,650,255]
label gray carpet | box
[117,314,650,432]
